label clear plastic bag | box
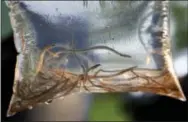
[5,1,186,116]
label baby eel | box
[46,44,131,58]
[35,41,132,93]
[37,43,131,75]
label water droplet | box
[59,97,65,100]
[48,99,53,103]
[28,106,33,110]
[44,102,49,105]
[45,99,53,104]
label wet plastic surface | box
[5,1,186,117]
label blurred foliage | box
[2,2,12,40]
[170,3,188,49]
[88,93,131,121]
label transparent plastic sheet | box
[5,1,186,117]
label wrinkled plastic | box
[5,1,186,117]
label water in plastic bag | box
[5,1,186,116]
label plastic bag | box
[5,1,186,117]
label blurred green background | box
[1,1,12,40]
[1,1,187,121]
[88,94,131,121]
[170,2,188,50]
